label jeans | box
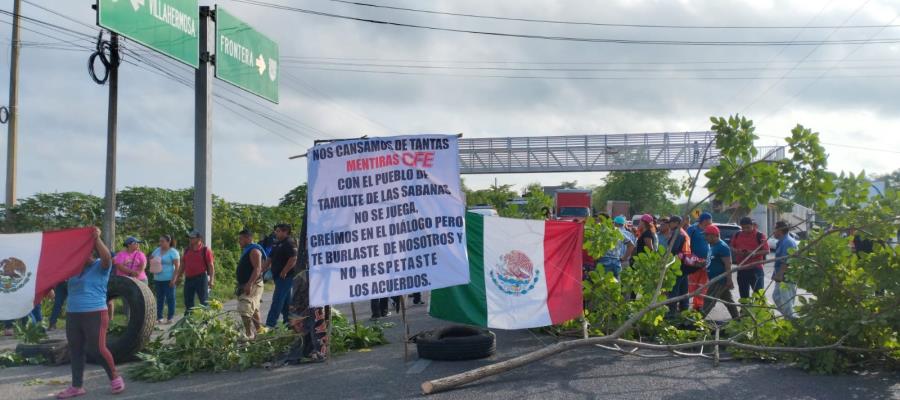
[154,280,176,320]
[669,274,690,312]
[600,259,622,280]
[773,281,798,319]
[266,276,293,328]
[183,274,209,315]
[49,281,68,327]
[737,268,765,299]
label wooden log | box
[421,337,608,395]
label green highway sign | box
[97,0,199,68]
[215,7,279,103]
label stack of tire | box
[415,325,496,361]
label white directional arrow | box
[130,0,145,11]
[255,54,266,75]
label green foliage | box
[330,309,388,354]
[592,171,679,216]
[724,292,794,361]
[707,115,785,210]
[0,192,102,231]
[582,216,620,260]
[278,183,307,208]
[13,321,48,345]
[582,245,681,340]
[130,300,294,382]
[0,351,45,368]
[464,183,517,211]
[780,125,835,210]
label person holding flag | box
[56,227,125,398]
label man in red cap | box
[730,216,769,299]
[701,224,740,319]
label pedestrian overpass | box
[459,131,784,174]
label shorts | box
[237,279,264,318]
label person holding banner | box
[56,227,125,399]
[236,229,266,339]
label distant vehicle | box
[555,189,591,222]
[713,223,742,246]
[606,201,630,219]
[468,205,498,217]
[768,231,799,252]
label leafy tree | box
[465,183,517,211]
[279,183,307,209]
[592,171,679,216]
[0,192,102,232]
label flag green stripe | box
[429,212,487,326]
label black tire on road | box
[415,325,496,361]
[103,275,156,363]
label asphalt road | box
[2,294,899,400]
[2,255,897,400]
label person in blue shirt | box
[686,212,713,261]
[57,227,125,399]
[150,235,180,324]
[772,220,799,319]
[700,225,740,319]
[596,215,635,280]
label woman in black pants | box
[56,228,125,399]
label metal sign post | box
[102,33,119,247]
[194,6,213,243]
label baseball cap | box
[189,230,203,239]
[613,215,627,225]
[699,212,713,222]
[123,236,143,246]
[640,214,654,224]
[704,224,720,236]
[669,215,682,224]
[739,216,754,226]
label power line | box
[231,0,900,46]
[325,0,900,30]
[739,0,873,115]
[758,134,900,154]
[282,59,900,73]
[284,65,900,80]
[282,55,900,66]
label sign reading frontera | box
[306,135,469,306]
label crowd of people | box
[0,222,327,398]
[589,212,799,320]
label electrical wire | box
[284,65,900,80]
[230,0,900,46]
[281,59,900,73]
[88,31,118,85]
[325,0,900,30]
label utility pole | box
[103,33,119,247]
[194,7,213,243]
[6,0,21,209]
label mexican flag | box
[430,213,583,330]
[0,228,96,320]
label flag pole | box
[350,302,359,335]
[401,296,409,362]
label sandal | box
[110,376,125,394]
[56,386,86,399]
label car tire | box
[100,276,156,363]
[415,325,496,361]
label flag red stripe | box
[543,220,584,324]
[34,227,95,305]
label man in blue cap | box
[596,215,635,280]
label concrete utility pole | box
[103,33,119,247]
[6,0,21,208]
[194,6,213,243]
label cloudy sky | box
[1,0,899,205]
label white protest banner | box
[306,134,469,306]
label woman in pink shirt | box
[113,237,147,283]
